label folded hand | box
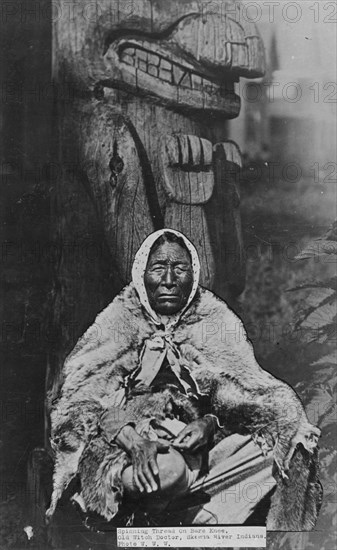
[116,425,169,493]
[172,417,215,452]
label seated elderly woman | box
[47,229,321,528]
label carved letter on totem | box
[54,0,265,300]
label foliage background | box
[239,176,336,550]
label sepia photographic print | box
[0,1,336,549]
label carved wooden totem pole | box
[25,1,265,539]
[48,0,265,401]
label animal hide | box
[47,284,321,528]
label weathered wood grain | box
[159,132,215,288]
[206,141,246,299]
[53,1,265,96]
[165,203,215,289]
[77,104,155,282]
[160,134,214,204]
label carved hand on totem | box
[115,425,170,493]
[172,417,216,452]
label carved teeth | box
[191,73,203,91]
[160,59,172,71]
[148,53,160,66]
[179,72,192,89]
[147,65,159,77]
[121,54,135,66]
[137,59,147,72]
[123,48,135,56]
[137,49,147,61]
[120,48,135,66]
[159,68,172,83]
[172,65,185,85]
[119,46,221,93]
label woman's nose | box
[163,266,175,287]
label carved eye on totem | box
[109,141,124,187]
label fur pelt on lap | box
[77,389,201,520]
[47,284,321,529]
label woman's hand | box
[172,417,216,452]
[116,425,169,493]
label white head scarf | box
[130,229,201,394]
[131,229,200,327]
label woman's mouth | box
[158,294,180,300]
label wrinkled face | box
[144,242,193,315]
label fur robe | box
[48,283,321,529]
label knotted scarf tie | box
[131,329,196,395]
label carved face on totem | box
[100,0,264,115]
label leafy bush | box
[240,221,336,550]
[287,221,337,550]
[289,221,337,344]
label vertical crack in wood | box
[199,137,205,166]
[177,135,183,167]
[124,117,164,229]
[187,135,194,166]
